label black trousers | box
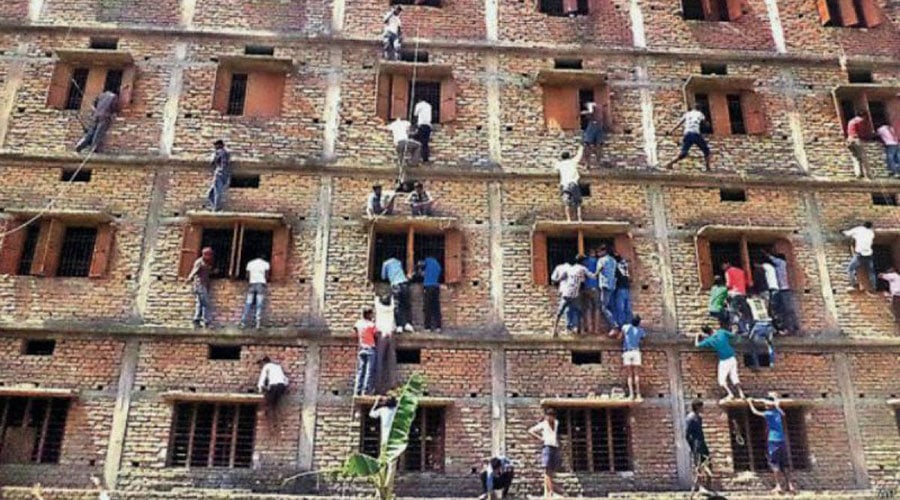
[424,286,442,330]
[264,383,286,407]
[415,124,432,162]
[391,283,411,327]
[480,470,514,495]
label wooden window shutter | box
[119,65,136,108]
[596,86,613,130]
[837,0,860,26]
[700,0,721,20]
[390,74,410,120]
[46,63,73,109]
[613,233,637,282]
[891,236,900,274]
[532,231,548,286]
[439,78,458,123]
[88,223,115,279]
[739,234,752,289]
[709,92,732,135]
[270,224,291,282]
[563,0,578,14]
[0,221,27,275]
[405,226,415,277]
[367,227,377,283]
[772,238,804,291]
[376,72,391,121]
[178,224,203,278]
[816,0,832,25]
[726,0,743,21]
[31,218,65,277]
[229,223,243,278]
[543,86,579,131]
[443,228,463,284]
[742,91,767,135]
[695,236,714,289]
[859,0,882,27]
[245,72,285,118]
[857,93,875,140]
[887,98,900,135]
[82,68,108,113]
[212,66,231,113]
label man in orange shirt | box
[846,110,869,178]
[722,262,751,334]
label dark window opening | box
[554,58,584,70]
[694,94,713,134]
[850,0,867,25]
[56,227,97,278]
[65,68,90,111]
[729,407,808,472]
[839,99,857,130]
[399,50,429,63]
[556,407,631,472]
[409,81,441,123]
[413,234,445,284]
[397,348,422,364]
[237,229,272,280]
[848,69,873,83]
[869,100,889,129]
[391,0,442,6]
[244,45,274,56]
[710,241,742,280]
[743,352,772,368]
[895,409,899,437]
[208,344,242,360]
[719,189,747,202]
[0,397,69,464]
[546,236,579,285]
[701,63,728,76]
[200,228,234,279]
[372,232,408,282]
[824,0,843,25]
[167,402,256,468]
[583,236,615,257]
[579,183,592,197]
[22,339,56,356]
[713,0,730,20]
[89,37,119,50]
[402,407,445,472]
[229,175,260,189]
[682,0,704,20]
[360,411,381,457]
[578,88,596,130]
[226,73,248,116]
[103,69,123,93]
[60,168,91,183]
[539,0,589,16]
[726,94,746,134]
[16,224,42,276]
[872,193,898,206]
[571,351,602,365]
[871,244,893,292]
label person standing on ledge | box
[186,247,214,329]
[207,139,231,211]
[382,5,402,60]
[748,394,796,495]
[554,145,584,222]
[663,103,712,171]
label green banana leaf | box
[382,373,425,463]
[341,453,381,478]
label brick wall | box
[642,0,775,51]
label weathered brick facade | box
[0,0,899,498]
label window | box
[60,168,91,183]
[532,229,633,286]
[167,402,256,468]
[22,339,56,356]
[870,243,893,292]
[0,218,114,279]
[208,344,242,360]
[375,69,457,124]
[540,77,608,132]
[719,189,747,202]
[64,68,89,110]
[701,63,728,76]
[368,225,462,284]
[397,348,421,364]
[571,351,601,365]
[244,45,274,56]
[0,397,69,464]
[555,407,631,472]
[848,69,873,83]
[409,81,441,123]
[896,409,900,437]
[872,193,898,206]
[742,352,772,368]
[229,175,260,189]
[212,58,289,118]
[817,0,882,28]
[682,0,743,21]
[47,55,136,111]
[695,232,800,290]
[392,0,442,6]
[89,37,119,50]
[226,73,248,116]
[694,94,714,134]
[360,407,445,471]
[834,91,900,140]
[726,94,746,134]
[539,0,589,16]
[399,50,429,63]
[554,59,583,70]
[690,90,765,135]
[728,407,808,472]
[178,221,289,282]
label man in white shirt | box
[843,221,876,292]
[876,123,900,176]
[554,145,584,222]
[878,267,900,323]
[413,100,433,163]
[240,254,270,329]
[387,118,421,181]
[257,356,289,408]
[551,255,596,336]
[664,103,712,171]
[382,6,402,60]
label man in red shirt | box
[353,307,379,396]
[846,110,869,178]
[722,262,751,333]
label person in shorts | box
[664,103,712,171]
[695,321,745,402]
[580,101,608,167]
[553,145,584,222]
[621,315,646,400]
[528,408,562,498]
[748,393,796,494]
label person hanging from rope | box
[382,5,403,60]
[207,139,231,211]
[75,88,120,153]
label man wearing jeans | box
[75,89,119,153]
[663,103,712,171]
[844,221,876,292]
[613,254,633,328]
[186,247,214,328]
[353,307,378,396]
[418,257,442,332]
[382,257,414,333]
[597,245,619,337]
[877,123,900,176]
[413,99,433,163]
[764,249,800,335]
[552,256,596,336]
[240,254,270,329]
[206,140,231,211]
[846,110,869,178]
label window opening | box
[167,402,256,468]
[237,229,273,280]
[56,227,97,278]
[726,94,746,134]
[103,69,123,94]
[372,232,408,282]
[0,397,69,464]
[571,351,602,364]
[413,234,445,284]
[694,94,713,134]
[17,224,42,276]
[226,74,248,116]
[65,68,90,111]
[200,228,234,279]
[556,407,631,472]
[22,339,56,356]
[409,81,441,123]
[208,345,242,360]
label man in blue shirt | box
[381,257,413,333]
[748,394,796,494]
[581,249,600,334]
[597,245,620,337]
[621,315,646,400]
[695,322,745,402]
[417,257,443,332]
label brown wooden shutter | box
[543,86,579,131]
[695,236,714,289]
[858,93,875,140]
[31,218,65,277]
[245,72,285,118]
[563,0,578,14]
[726,0,743,21]
[229,223,243,278]
[837,0,860,26]
[367,225,377,283]
[887,98,900,135]
[376,72,391,121]
[709,92,731,136]
[443,228,462,284]
[439,78,458,123]
[178,224,203,278]
[596,86,613,131]
[119,65,136,108]
[88,223,115,279]
[739,234,752,288]
[212,66,231,113]
[772,238,804,291]
[532,231,548,286]
[701,0,722,20]
[82,68,107,113]
[816,0,832,25]
[390,74,410,120]
[859,0,882,27]
[0,221,27,275]
[742,91,767,135]
[613,233,637,283]
[46,63,73,109]
[270,224,290,282]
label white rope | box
[397,20,422,185]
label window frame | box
[681,0,744,22]
[0,396,70,465]
[694,227,801,291]
[727,406,809,472]
[367,220,462,285]
[538,0,590,17]
[177,218,291,282]
[817,0,882,28]
[166,401,257,469]
[553,406,632,472]
[212,56,291,118]
[538,70,610,132]
[47,50,136,111]
[0,215,115,279]
[359,405,446,473]
[531,224,636,287]
[832,87,900,142]
[375,63,457,124]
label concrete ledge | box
[160,390,264,404]
[0,386,76,398]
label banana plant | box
[339,373,425,500]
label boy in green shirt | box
[708,276,729,324]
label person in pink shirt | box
[878,267,900,323]
[876,123,900,176]
[722,262,751,333]
[846,110,869,178]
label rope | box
[397,20,422,186]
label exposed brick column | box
[490,346,506,455]
[763,0,787,54]
[298,343,321,469]
[636,63,657,167]
[0,44,29,149]
[648,185,677,333]
[628,0,646,49]
[133,168,172,320]
[331,0,346,34]
[666,347,692,489]
[781,68,810,173]
[160,43,187,157]
[312,177,333,319]
[103,340,140,489]
[27,0,43,21]
[834,352,871,488]
[485,0,498,42]
[802,192,840,333]
[485,56,502,164]
[322,48,343,162]
[488,182,504,322]
[179,0,196,28]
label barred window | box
[199,225,274,280]
[226,73,248,116]
[167,402,256,468]
[360,407,445,472]
[0,218,113,279]
[0,397,70,464]
[56,227,97,278]
[555,407,631,472]
[65,68,90,111]
[728,407,809,472]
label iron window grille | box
[56,227,98,278]
[556,407,631,472]
[226,74,249,116]
[65,68,90,110]
[728,407,809,472]
[167,402,256,468]
[0,397,69,464]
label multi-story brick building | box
[0,0,899,498]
